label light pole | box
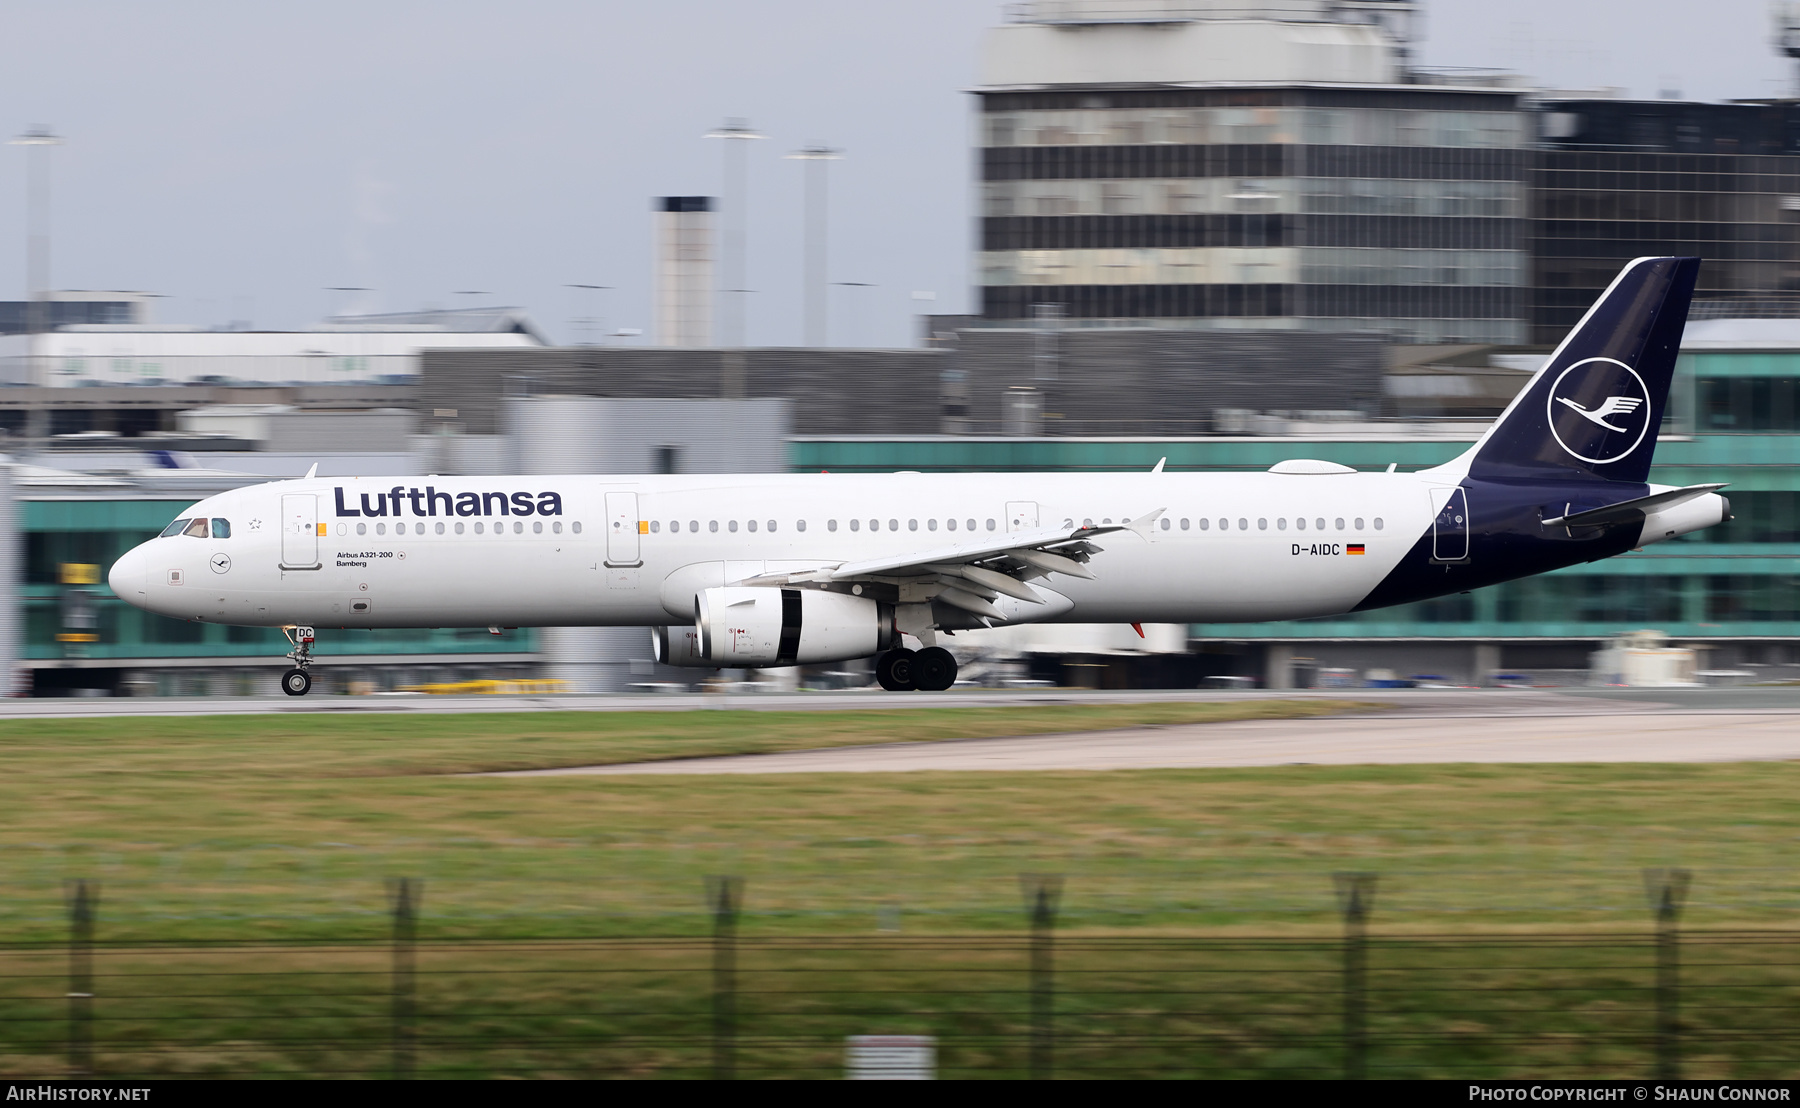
[832,281,874,347]
[10,126,62,389]
[705,119,763,349]
[324,287,372,320]
[565,284,613,346]
[785,144,842,347]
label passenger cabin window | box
[211,518,231,538]
[161,518,192,538]
[181,518,209,539]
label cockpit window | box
[160,518,192,538]
[211,518,231,539]
[181,518,210,539]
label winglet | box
[1151,457,1166,474]
[303,463,319,479]
[1126,508,1166,540]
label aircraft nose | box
[108,544,150,603]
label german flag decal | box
[1347,543,1366,555]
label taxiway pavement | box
[489,690,1800,775]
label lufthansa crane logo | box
[1545,356,1651,465]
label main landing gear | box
[876,647,957,692]
[280,625,316,697]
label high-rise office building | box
[1529,99,1800,344]
[975,0,1530,343]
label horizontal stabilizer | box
[1542,483,1728,528]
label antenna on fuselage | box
[303,463,318,479]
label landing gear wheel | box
[281,668,312,697]
[876,648,917,692]
[913,647,958,692]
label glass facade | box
[977,87,1531,343]
[1530,100,1800,344]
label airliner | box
[108,257,1728,695]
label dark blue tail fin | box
[1466,256,1700,485]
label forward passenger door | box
[606,491,642,567]
[280,494,320,570]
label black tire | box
[913,647,957,692]
[875,649,917,692]
[281,668,312,697]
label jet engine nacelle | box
[650,624,709,667]
[686,586,895,667]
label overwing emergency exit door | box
[1006,501,1038,532]
[281,494,320,570]
[606,491,641,566]
[1431,486,1470,562]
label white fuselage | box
[110,471,1446,630]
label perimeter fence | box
[3,870,1799,1079]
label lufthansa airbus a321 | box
[108,257,1730,696]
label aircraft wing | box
[735,509,1164,620]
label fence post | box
[387,877,421,1080]
[1020,874,1063,1080]
[707,876,743,1080]
[65,879,97,1078]
[1643,868,1690,1081]
[1333,872,1377,1080]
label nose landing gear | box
[280,625,317,697]
[875,646,957,692]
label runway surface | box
[0,687,1307,718]
[8,685,1800,721]
[10,686,1800,771]
[489,689,1800,775]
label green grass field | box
[0,700,1794,939]
[1,701,1797,1078]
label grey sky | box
[0,1,1789,348]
